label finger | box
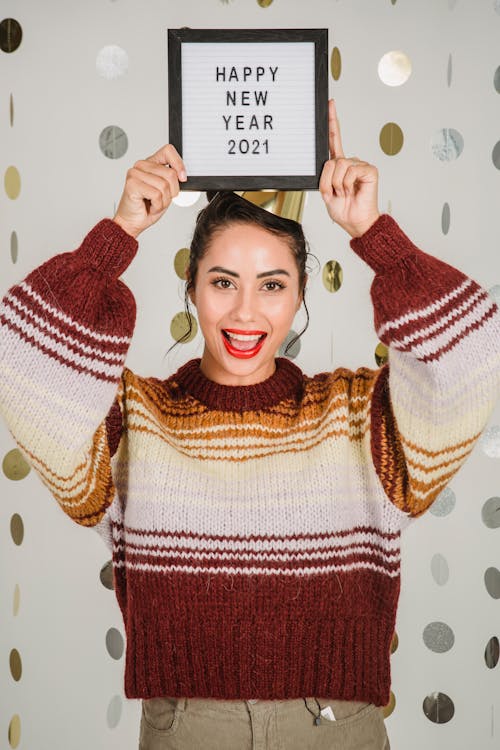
[319,159,336,201]
[331,157,354,198]
[127,175,173,214]
[146,144,187,181]
[328,99,345,159]
[131,161,180,199]
[343,163,378,195]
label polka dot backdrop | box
[1,1,499,749]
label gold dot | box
[387,200,392,215]
[8,715,21,748]
[3,448,31,480]
[330,47,342,81]
[174,248,190,280]
[10,514,24,546]
[322,260,343,293]
[10,648,22,681]
[257,0,274,6]
[13,584,20,616]
[5,166,21,199]
[379,123,404,156]
[375,342,388,366]
[170,311,198,343]
[382,691,396,718]
[390,631,399,654]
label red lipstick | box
[221,329,267,359]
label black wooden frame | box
[168,28,328,191]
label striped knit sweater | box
[0,215,499,706]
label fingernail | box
[180,170,187,182]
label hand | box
[319,100,380,238]
[113,145,187,238]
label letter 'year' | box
[228,139,269,155]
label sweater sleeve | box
[350,214,500,520]
[0,219,138,527]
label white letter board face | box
[181,42,316,176]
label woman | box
[0,101,499,750]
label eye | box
[211,276,234,289]
[262,280,286,292]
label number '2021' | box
[228,139,269,155]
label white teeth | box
[226,332,263,342]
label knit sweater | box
[0,215,499,707]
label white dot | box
[480,425,500,458]
[378,51,412,87]
[96,45,129,80]
[106,695,122,729]
[172,191,202,208]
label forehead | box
[201,222,296,269]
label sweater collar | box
[172,357,304,412]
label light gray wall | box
[1,1,499,748]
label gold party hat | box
[235,190,306,224]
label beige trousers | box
[139,696,391,750]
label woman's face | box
[190,222,303,386]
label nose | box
[231,287,256,323]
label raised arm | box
[0,145,187,527]
[320,100,500,520]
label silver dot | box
[423,692,455,724]
[441,203,450,235]
[106,695,123,728]
[96,45,129,80]
[492,141,500,170]
[485,636,499,669]
[423,621,455,653]
[432,128,464,162]
[99,126,128,159]
[447,54,452,87]
[105,627,124,659]
[480,425,500,458]
[489,285,500,305]
[431,553,449,586]
[495,0,500,16]
[430,487,455,516]
[484,567,500,599]
[482,497,500,529]
[494,66,500,94]
[100,560,114,590]
[279,330,301,359]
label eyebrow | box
[207,266,290,279]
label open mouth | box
[221,329,267,358]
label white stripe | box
[1,307,123,378]
[118,528,401,554]
[377,279,472,336]
[115,543,400,564]
[389,296,496,358]
[388,287,488,349]
[118,559,400,577]
[18,282,130,344]
[4,293,124,362]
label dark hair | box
[174,191,310,355]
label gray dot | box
[96,45,128,80]
[106,627,124,659]
[492,141,500,170]
[480,425,500,458]
[494,66,500,94]
[99,126,128,159]
[447,54,452,87]
[10,231,18,263]
[100,560,114,590]
[441,202,450,234]
[484,567,500,599]
[106,695,123,728]
[495,0,500,15]
[279,330,301,359]
[430,487,455,516]
[423,692,455,724]
[432,128,464,162]
[431,553,449,586]
[423,621,455,653]
[485,636,499,669]
[482,497,500,529]
[489,285,500,305]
